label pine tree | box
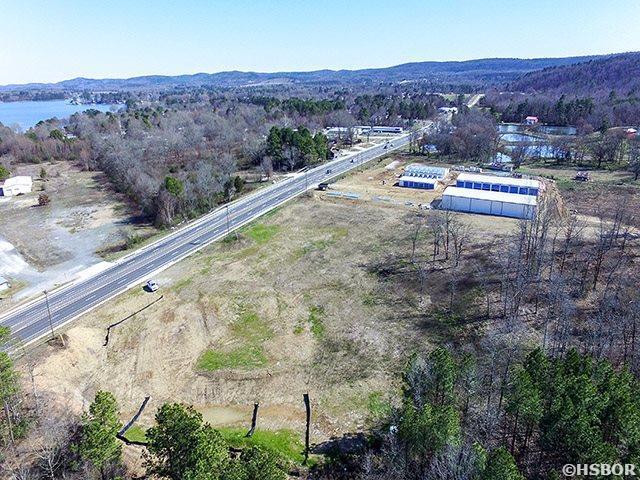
[479,447,524,480]
[144,403,228,480]
[76,391,122,479]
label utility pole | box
[43,290,54,340]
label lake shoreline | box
[0,99,122,130]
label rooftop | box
[443,186,538,206]
[399,175,438,184]
[457,172,540,189]
[1,175,32,187]
[405,164,449,177]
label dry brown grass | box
[16,164,521,451]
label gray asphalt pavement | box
[0,128,424,348]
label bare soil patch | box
[0,161,154,306]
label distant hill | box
[507,52,640,96]
[0,55,604,93]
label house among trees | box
[525,116,539,125]
[421,143,438,154]
[438,106,458,114]
[0,176,32,196]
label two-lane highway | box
[0,127,425,348]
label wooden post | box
[245,402,259,437]
[303,393,311,465]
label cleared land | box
[17,158,522,467]
[16,151,633,471]
[520,164,640,225]
[0,162,154,306]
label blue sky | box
[1,0,638,84]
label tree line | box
[421,109,499,160]
[484,90,640,131]
[264,126,330,172]
[247,96,345,116]
[312,346,639,479]
[0,95,337,226]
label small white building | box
[371,126,403,134]
[0,176,33,197]
[399,164,449,190]
[405,164,449,178]
[326,127,353,140]
[399,176,438,190]
[441,187,537,219]
[525,116,539,125]
[438,107,458,115]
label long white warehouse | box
[440,187,537,219]
[455,173,541,196]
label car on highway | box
[146,280,159,292]
[326,168,332,174]
[190,239,201,245]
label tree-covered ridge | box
[484,90,640,129]
[508,52,640,97]
[247,96,345,115]
[0,55,604,96]
[483,53,640,128]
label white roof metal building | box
[399,176,438,190]
[404,164,449,179]
[455,173,541,196]
[371,126,403,134]
[0,176,33,197]
[441,186,537,219]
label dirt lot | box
[17,180,520,466]
[520,164,640,226]
[0,162,154,306]
[324,154,523,236]
[326,155,448,206]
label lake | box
[500,132,542,143]
[497,123,577,136]
[0,100,122,130]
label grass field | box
[197,309,274,371]
[122,424,147,443]
[219,428,307,464]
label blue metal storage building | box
[398,164,449,190]
[398,176,438,189]
[455,173,540,196]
